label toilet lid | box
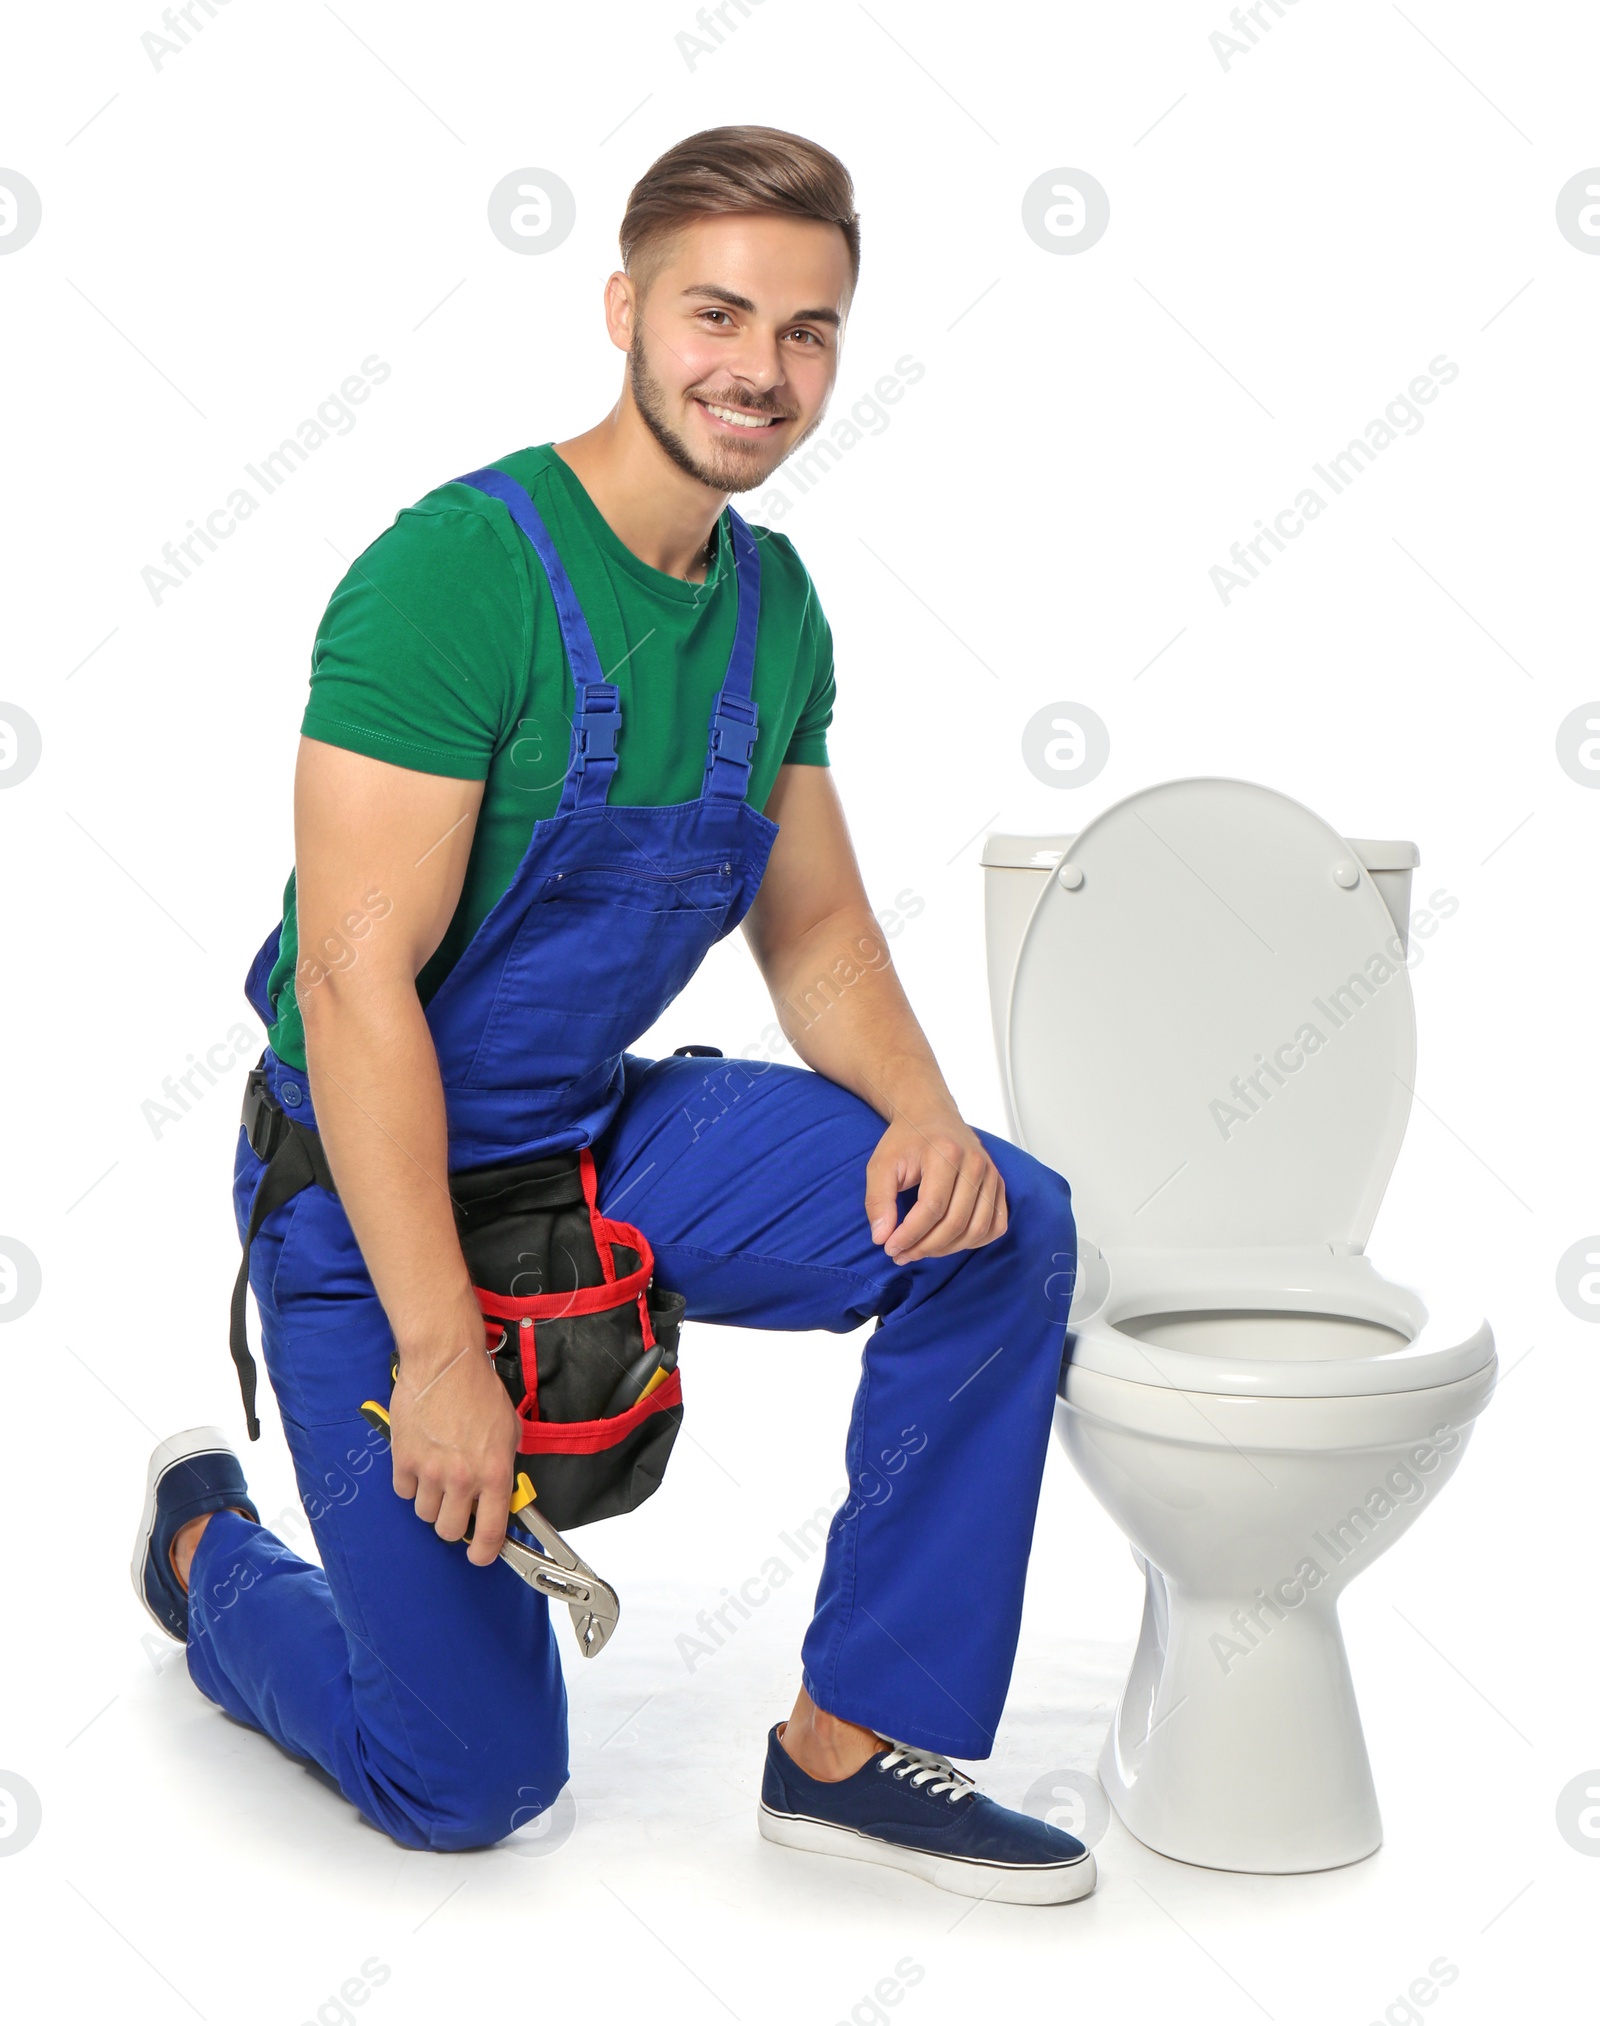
[1007,779,1417,1250]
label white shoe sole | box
[129,1424,238,1639]
[758,1802,1097,1905]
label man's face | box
[621,212,850,495]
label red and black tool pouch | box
[452,1147,685,1532]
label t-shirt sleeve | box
[300,505,529,780]
[781,586,835,768]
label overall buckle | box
[709,693,758,769]
[575,690,620,768]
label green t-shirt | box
[263,443,835,1070]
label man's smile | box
[695,395,785,433]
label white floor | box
[5,1301,1575,2026]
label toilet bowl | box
[984,778,1496,1874]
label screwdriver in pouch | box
[601,1343,676,1417]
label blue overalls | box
[188,465,1077,1851]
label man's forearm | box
[300,979,478,1372]
[764,905,955,1126]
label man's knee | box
[371,1754,570,1854]
[983,1133,1073,1237]
[981,1133,1077,1308]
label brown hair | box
[619,125,860,303]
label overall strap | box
[702,509,764,804]
[456,465,619,812]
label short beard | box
[627,325,818,495]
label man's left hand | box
[865,1106,1008,1264]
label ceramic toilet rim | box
[1067,1248,1493,1399]
[1057,1359,1497,1453]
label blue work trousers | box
[186,1051,1075,1851]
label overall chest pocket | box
[462,860,739,1092]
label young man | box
[132,126,1092,1905]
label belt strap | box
[230,1064,336,1441]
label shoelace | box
[877,1740,979,1803]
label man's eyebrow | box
[679,283,842,329]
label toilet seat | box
[1007,778,1417,1253]
[1003,779,1491,1407]
[1067,1247,1493,1399]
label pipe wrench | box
[358,1391,620,1660]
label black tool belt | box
[231,1053,712,1527]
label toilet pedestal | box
[1102,1554,1381,1873]
[1057,1355,1493,1873]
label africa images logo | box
[1209,889,1457,1140]
[1209,354,1460,605]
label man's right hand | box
[388,1297,521,1567]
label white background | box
[1,1,1595,2020]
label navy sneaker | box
[758,1724,1097,1904]
[132,1426,260,1642]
